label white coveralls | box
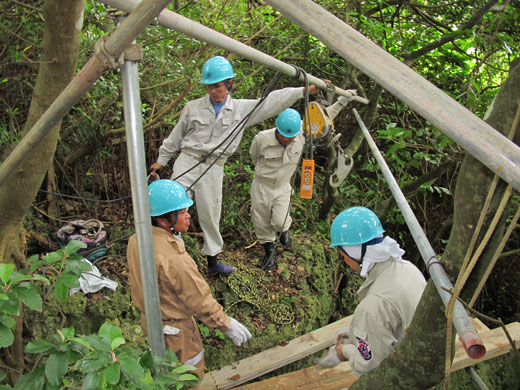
[127,227,231,386]
[339,259,426,376]
[249,99,347,243]
[157,87,307,256]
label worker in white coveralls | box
[127,180,252,388]
[250,96,352,270]
[318,206,426,375]
[149,56,318,275]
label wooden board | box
[199,316,353,389]
[234,322,520,390]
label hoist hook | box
[329,145,353,188]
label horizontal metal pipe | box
[0,0,172,187]
[100,0,368,104]
[265,0,520,192]
[353,109,486,360]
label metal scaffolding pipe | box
[264,0,520,192]
[0,0,173,187]
[99,0,368,105]
[353,109,486,360]
[121,47,165,356]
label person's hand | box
[148,162,163,178]
[335,327,350,343]
[315,345,342,367]
[225,317,252,347]
[307,84,318,95]
[338,95,354,106]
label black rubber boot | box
[279,231,291,246]
[262,242,276,270]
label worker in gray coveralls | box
[317,206,426,375]
[250,96,352,270]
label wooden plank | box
[199,316,353,390]
[237,362,357,390]
[233,322,520,390]
[451,321,520,371]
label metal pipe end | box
[460,332,487,359]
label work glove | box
[338,95,354,106]
[335,327,350,344]
[225,317,252,347]
[315,345,342,367]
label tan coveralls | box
[156,87,308,257]
[127,227,230,385]
[340,259,426,375]
[249,99,347,243]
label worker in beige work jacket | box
[317,206,426,375]
[127,179,252,387]
[149,56,317,276]
[250,97,351,270]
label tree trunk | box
[350,60,520,389]
[0,0,84,381]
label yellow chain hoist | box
[299,101,336,199]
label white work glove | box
[225,317,252,347]
[338,95,354,106]
[315,345,342,367]
[335,327,350,343]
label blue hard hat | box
[275,108,302,138]
[330,206,385,247]
[201,56,235,84]
[148,180,193,217]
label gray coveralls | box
[157,87,307,256]
[249,99,347,243]
[339,259,426,375]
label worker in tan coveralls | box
[149,56,317,275]
[318,206,426,375]
[250,96,351,270]
[127,179,252,387]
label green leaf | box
[0,296,20,316]
[0,324,14,348]
[42,252,63,265]
[44,352,68,386]
[77,357,107,373]
[119,355,144,379]
[59,272,80,288]
[67,258,91,275]
[70,337,91,349]
[82,370,102,390]
[64,240,87,255]
[0,264,14,284]
[179,373,199,381]
[139,351,154,369]
[61,327,75,339]
[111,337,125,350]
[99,322,122,343]
[13,283,42,311]
[0,293,8,300]
[25,339,57,353]
[14,367,45,390]
[0,314,15,329]
[104,362,121,385]
[54,280,69,301]
[172,365,196,374]
[85,334,112,352]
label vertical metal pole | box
[121,44,165,357]
[353,109,486,359]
